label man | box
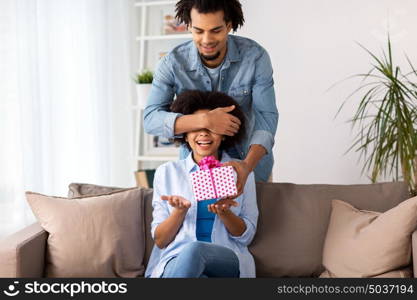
[143,0,278,196]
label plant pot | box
[135,83,152,109]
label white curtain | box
[0,0,135,238]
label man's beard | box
[199,51,221,61]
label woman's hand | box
[161,195,191,212]
[207,198,239,216]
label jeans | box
[161,241,240,278]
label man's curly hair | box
[175,0,245,32]
[170,90,246,151]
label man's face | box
[189,8,232,64]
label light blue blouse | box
[144,152,259,278]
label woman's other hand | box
[207,198,238,215]
[161,195,191,212]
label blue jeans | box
[161,241,240,278]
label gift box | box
[190,156,238,201]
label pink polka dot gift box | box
[190,156,238,201]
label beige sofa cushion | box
[26,188,147,278]
[321,198,417,277]
[68,183,154,267]
[319,267,412,278]
[249,182,410,277]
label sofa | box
[0,181,416,278]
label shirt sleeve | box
[150,165,170,241]
[249,48,279,154]
[228,171,259,246]
[143,55,184,138]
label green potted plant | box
[134,70,153,109]
[335,35,417,196]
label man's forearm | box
[244,144,267,172]
[174,114,206,135]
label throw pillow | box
[319,267,412,278]
[67,183,155,267]
[322,197,417,277]
[26,187,146,277]
[67,182,126,198]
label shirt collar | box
[185,151,232,173]
[188,35,241,72]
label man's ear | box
[226,22,233,33]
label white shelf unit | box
[133,0,191,172]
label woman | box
[144,90,258,278]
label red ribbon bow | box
[198,156,222,199]
[198,156,222,170]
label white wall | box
[239,0,417,184]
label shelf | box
[136,34,192,41]
[134,1,177,7]
[136,155,178,161]
[134,0,185,167]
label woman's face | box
[185,109,223,162]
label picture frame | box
[160,5,188,36]
[162,14,187,35]
[143,132,180,157]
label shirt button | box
[243,90,248,95]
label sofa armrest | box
[413,230,417,278]
[0,223,47,277]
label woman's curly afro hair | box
[175,0,245,32]
[170,90,246,151]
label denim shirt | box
[143,35,279,182]
[144,152,259,278]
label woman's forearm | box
[218,211,246,236]
[154,209,188,248]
